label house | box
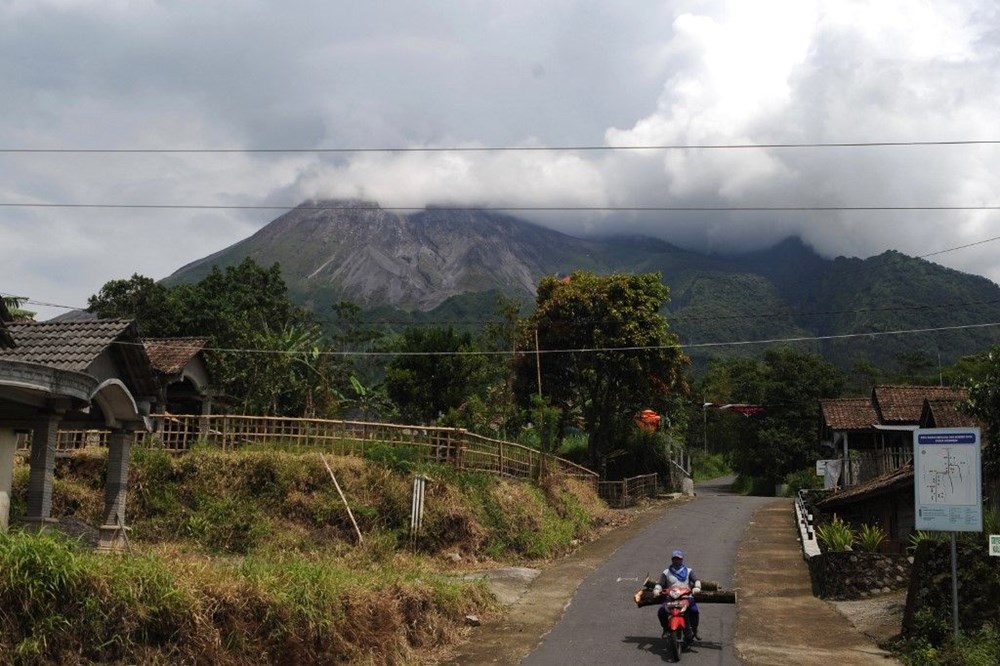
[820,385,967,486]
[0,319,157,549]
[143,337,215,415]
[817,387,984,551]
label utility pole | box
[534,328,543,398]
[703,399,709,453]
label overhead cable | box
[2,139,1000,154]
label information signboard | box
[914,428,982,532]
[990,535,1000,557]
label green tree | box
[514,271,690,469]
[962,345,1000,475]
[384,326,488,424]
[87,259,329,416]
[87,274,180,336]
[727,348,844,489]
[691,355,766,455]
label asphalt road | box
[521,477,775,665]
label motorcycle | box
[659,584,695,661]
[634,577,695,662]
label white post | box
[0,428,16,532]
[411,474,427,537]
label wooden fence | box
[597,473,658,508]
[21,414,598,488]
[847,446,913,487]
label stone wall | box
[808,551,912,600]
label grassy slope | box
[1,447,611,664]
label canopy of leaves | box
[962,345,1000,475]
[87,259,349,416]
[698,348,844,487]
[384,326,489,424]
[514,271,690,468]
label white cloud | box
[2,0,1000,321]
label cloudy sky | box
[2,0,999,320]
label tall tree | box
[514,271,690,468]
[87,274,179,336]
[962,345,1000,476]
[384,326,488,424]
[726,347,844,488]
[87,259,329,416]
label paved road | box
[522,478,774,665]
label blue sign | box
[914,428,982,532]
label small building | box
[818,389,985,551]
[820,385,967,487]
[0,319,157,549]
[143,337,214,416]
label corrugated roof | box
[873,385,966,423]
[817,462,914,509]
[144,338,209,375]
[821,398,877,431]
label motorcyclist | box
[654,549,701,641]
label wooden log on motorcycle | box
[633,580,736,607]
[693,589,736,604]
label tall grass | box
[0,529,497,664]
[4,446,610,663]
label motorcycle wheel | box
[669,629,682,662]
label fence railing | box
[20,414,598,488]
[846,446,913,487]
[598,473,658,508]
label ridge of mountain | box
[164,200,1000,368]
[167,200,615,311]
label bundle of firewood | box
[633,578,736,607]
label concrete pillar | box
[98,429,132,551]
[26,410,61,526]
[0,428,16,532]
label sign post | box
[914,427,983,640]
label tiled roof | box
[144,338,209,375]
[922,397,974,429]
[0,319,139,372]
[817,462,914,509]
[821,398,877,431]
[873,385,966,423]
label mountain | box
[166,200,620,311]
[165,200,1000,370]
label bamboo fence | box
[598,473,659,508]
[21,414,597,487]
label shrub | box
[691,451,730,481]
[816,515,854,552]
[782,467,822,496]
[857,523,887,553]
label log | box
[693,589,737,604]
[633,586,737,607]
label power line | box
[85,319,1000,358]
[3,202,1000,212]
[3,139,1000,154]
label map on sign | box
[919,445,976,505]
[914,428,982,532]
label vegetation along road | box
[520,477,774,665]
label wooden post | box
[320,453,363,544]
